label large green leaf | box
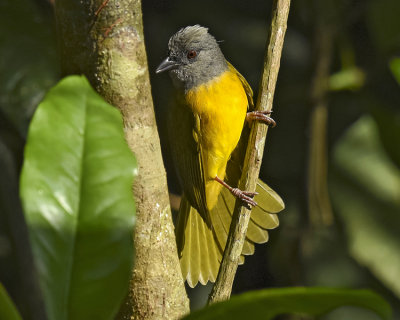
[0,283,22,320]
[20,75,136,320]
[184,287,391,320]
[331,116,400,298]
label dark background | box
[1,0,400,319]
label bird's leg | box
[214,176,258,208]
[246,110,276,127]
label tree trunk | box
[54,1,189,319]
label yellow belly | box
[185,69,248,209]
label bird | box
[156,25,284,287]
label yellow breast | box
[185,69,248,209]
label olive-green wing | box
[168,93,211,226]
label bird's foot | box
[214,176,258,208]
[231,188,258,208]
[246,110,276,127]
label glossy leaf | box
[20,75,136,320]
[184,287,391,320]
[0,283,22,320]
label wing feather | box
[169,94,211,226]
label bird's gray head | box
[156,25,228,90]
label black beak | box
[155,57,179,74]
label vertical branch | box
[54,1,189,319]
[208,0,291,304]
[307,6,334,227]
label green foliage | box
[20,76,137,320]
[0,0,59,137]
[185,287,391,320]
[390,58,400,85]
[367,0,400,54]
[331,116,400,298]
[372,105,400,171]
[329,67,365,91]
[0,283,22,320]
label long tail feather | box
[177,196,221,287]
[176,180,284,286]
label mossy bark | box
[54,1,189,319]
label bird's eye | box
[187,50,197,59]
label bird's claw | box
[246,110,276,127]
[231,188,258,208]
